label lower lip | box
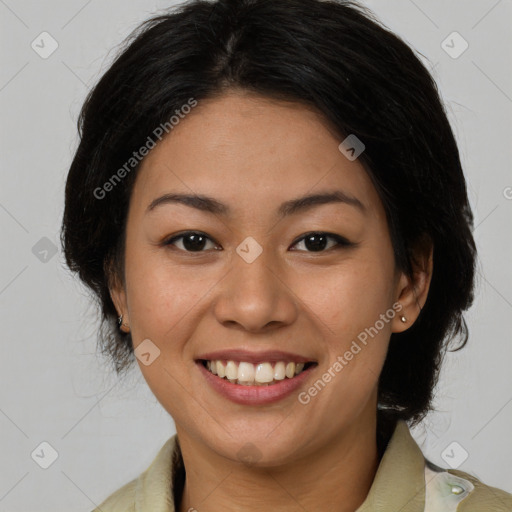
[196,361,316,405]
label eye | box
[164,231,221,252]
[163,230,354,254]
[290,232,354,252]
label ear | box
[105,258,130,333]
[392,236,433,333]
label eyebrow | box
[146,190,365,217]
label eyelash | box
[163,231,355,254]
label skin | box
[110,90,432,512]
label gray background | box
[1,0,511,510]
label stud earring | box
[400,316,407,323]
[118,315,130,331]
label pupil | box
[305,233,327,251]
[184,233,206,251]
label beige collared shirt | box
[92,420,512,511]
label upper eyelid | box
[165,231,218,243]
[165,231,220,249]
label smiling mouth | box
[198,359,318,386]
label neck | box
[176,409,382,512]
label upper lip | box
[195,349,316,364]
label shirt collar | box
[356,419,426,511]
[134,435,178,512]
[134,419,426,512]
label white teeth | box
[203,359,310,385]
[216,361,226,378]
[255,362,274,383]
[237,362,255,384]
[273,362,286,380]
[225,361,238,380]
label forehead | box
[130,91,382,218]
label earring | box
[400,316,407,323]
[117,315,130,331]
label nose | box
[212,248,298,333]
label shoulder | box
[424,459,512,512]
[448,467,512,512]
[88,434,179,512]
[90,477,137,512]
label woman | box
[60,0,512,510]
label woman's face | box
[112,90,411,465]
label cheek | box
[303,258,395,334]
[299,248,397,393]
[126,247,201,323]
